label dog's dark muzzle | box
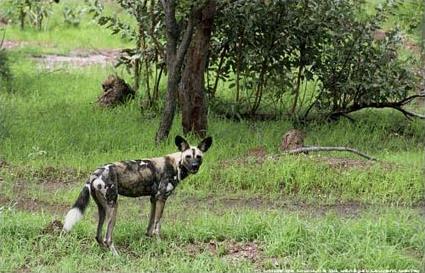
[190,163,200,173]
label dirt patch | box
[1,40,53,49]
[316,156,398,171]
[185,240,263,264]
[40,220,64,234]
[33,166,83,190]
[0,195,68,215]
[181,195,372,218]
[1,40,29,49]
[222,240,263,263]
[9,165,84,193]
[316,156,374,169]
[33,49,120,69]
[245,146,267,159]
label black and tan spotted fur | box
[63,135,212,255]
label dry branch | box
[287,146,377,161]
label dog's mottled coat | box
[63,136,212,255]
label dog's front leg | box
[151,197,166,238]
[146,196,156,237]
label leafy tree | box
[308,2,421,120]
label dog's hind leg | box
[104,203,118,256]
[95,202,106,247]
[91,188,107,248]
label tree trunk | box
[20,8,25,30]
[155,0,196,144]
[179,0,216,138]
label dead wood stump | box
[280,129,305,152]
[97,75,135,107]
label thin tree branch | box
[398,94,425,105]
[175,15,195,71]
[331,94,425,120]
[287,146,377,161]
[393,106,425,119]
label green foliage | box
[209,0,419,119]
[312,3,418,116]
[62,6,85,27]
[4,0,54,30]
[0,32,11,91]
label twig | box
[287,146,377,161]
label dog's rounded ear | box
[175,135,190,152]
[198,136,212,153]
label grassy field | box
[0,0,424,272]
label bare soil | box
[1,40,29,49]
[1,40,121,68]
[0,195,68,215]
[181,195,368,218]
[185,239,263,264]
[32,49,120,69]
[40,219,63,235]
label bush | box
[209,0,420,120]
[311,4,418,118]
[4,0,53,30]
[0,34,11,91]
[63,6,85,27]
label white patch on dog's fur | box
[93,177,106,195]
[103,165,111,176]
[63,208,83,232]
[166,183,174,192]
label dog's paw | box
[96,237,108,248]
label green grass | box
[1,205,424,272]
[0,56,423,204]
[0,0,424,271]
[1,0,132,53]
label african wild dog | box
[63,135,212,255]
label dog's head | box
[175,135,212,174]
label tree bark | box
[179,0,216,138]
[155,0,196,144]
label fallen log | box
[287,146,377,161]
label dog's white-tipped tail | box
[63,184,91,232]
[63,208,83,232]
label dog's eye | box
[196,155,202,159]
[185,155,191,159]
